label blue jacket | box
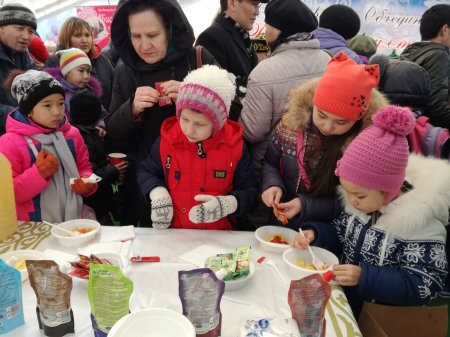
[306,155,450,317]
[0,43,34,135]
[315,27,362,64]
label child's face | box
[179,109,213,143]
[312,106,356,136]
[340,177,386,214]
[29,93,65,129]
[65,65,91,89]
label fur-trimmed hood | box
[340,154,450,241]
[43,67,103,97]
[281,78,389,132]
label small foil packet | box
[155,82,172,106]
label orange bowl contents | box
[265,234,291,245]
[70,227,94,236]
[296,259,331,270]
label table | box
[1,222,362,337]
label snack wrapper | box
[273,204,288,225]
[155,82,172,106]
[239,317,300,337]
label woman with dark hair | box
[44,17,114,110]
[105,0,216,226]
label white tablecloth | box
[1,223,362,337]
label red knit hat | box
[28,35,50,64]
[313,51,380,120]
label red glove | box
[71,178,95,196]
[36,149,59,179]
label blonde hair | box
[57,17,98,58]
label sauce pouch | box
[288,274,331,337]
[273,204,288,225]
[88,264,133,337]
[155,82,172,106]
[0,259,24,334]
[179,268,224,337]
[26,260,74,337]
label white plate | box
[0,250,44,282]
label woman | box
[105,0,216,226]
[45,17,114,110]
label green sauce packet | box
[205,246,251,281]
[88,264,133,337]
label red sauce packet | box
[155,82,172,106]
[273,204,288,225]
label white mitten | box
[189,194,237,224]
[149,186,173,229]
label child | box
[294,106,450,317]
[261,51,388,228]
[0,70,97,222]
[69,89,128,225]
[44,48,105,123]
[137,65,258,229]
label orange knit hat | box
[312,51,380,120]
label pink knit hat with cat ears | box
[176,65,236,135]
[335,105,415,204]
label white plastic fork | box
[298,228,325,270]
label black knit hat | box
[319,4,360,40]
[0,3,37,30]
[11,70,65,116]
[69,89,102,126]
[265,0,318,36]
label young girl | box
[44,48,106,124]
[261,51,388,228]
[0,70,97,222]
[294,106,450,317]
[137,65,258,229]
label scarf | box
[27,131,82,222]
[222,13,253,58]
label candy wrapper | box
[273,204,288,225]
[26,260,75,337]
[155,82,172,106]
[239,317,300,337]
[179,268,224,337]
[288,274,331,337]
[0,259,24,334]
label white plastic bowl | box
[282,247,339,280]
[255,226,297,253]
[224,262,255,291]
[108,308,195,337]
[51,219,100,247]
[0,249,44,282]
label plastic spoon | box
[43,221,76,237]
[298,228,325,270]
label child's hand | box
[293,229,315,249]
[95,127,106,138]
[160,80,181,103]
[149,186,173,229]
[114,161,128,184]
[189,194,237,223]
[36,149,59,179]
[261,186,283,207]
[71,178,95,196]
[333,264,362,286]
[132,86,160,116]
[277,197,301,219]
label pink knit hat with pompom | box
[335,105,415,204]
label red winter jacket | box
[159,117,243,229]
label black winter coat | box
[196,14,258,87]
[105,0,216,160]
[400,42,450,129]
[72,125,118,218]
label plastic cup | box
[108,153,127,166]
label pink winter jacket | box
[0,109,94,221]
